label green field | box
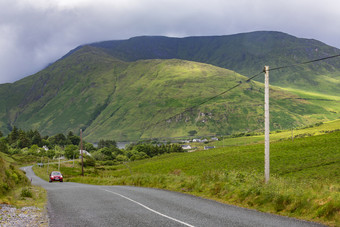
[33,126,340,226]
[211,119,340,147]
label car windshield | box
[52,172,61,176]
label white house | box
[79,150,91,156]
[43,145,49,151]
[181,145,192,150]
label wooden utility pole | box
[264,66,270,183]
[80,129,84,176]
[291,128,294,142]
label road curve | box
[22,166,324,227]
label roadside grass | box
[0,152,47,209]
[0,185,47,209]
[33,130,340,226]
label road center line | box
[102,189,195,227]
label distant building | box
[79,150,91,156]
[37,163,44,167]
[204,146,215,150]
[43,145,49,151]
[192,139,201,142]
[211,137,219,141]
[181,145,192,150]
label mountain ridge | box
[79,31,340,95]
[0,31,339,141]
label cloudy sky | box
[1,0,340,84]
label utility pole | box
[58,154,60,171]
[291,128,294,142]
[80,129,84,176]
[264,66,270,183]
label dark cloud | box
[1,0,340,84]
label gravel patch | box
[0,204,48,227]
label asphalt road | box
[22,166,324,227]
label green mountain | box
[1,31,340,141]
[81,31,340,95]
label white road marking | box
[103,189,195,227]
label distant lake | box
[117,142,131,149]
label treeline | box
[0,127,95,158]
[0,127,185,165]
[92,142,185,165]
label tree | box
[91,150,106,161]
[31,130,42,146]
[116,154,128,162]
[0,138,9,154]
[98,139,117,149]
[83,155,96,167]
[53,146,64,159]
[67,131,80,146]
[17,130,31,148]
[28,145,39,156]
[64,145,79,159]
[48,133,67,147]
[84,142,96,152]
[99,147,113,160]
[8,126,19,145]
[46,149,55,159]
[0,130,3,138]
[67,131,74,137]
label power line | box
[283,98,340,102]
[141,53,340,134]
[142,71,263,132]
[269,54,340,72]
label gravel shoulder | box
[0,204,49,227]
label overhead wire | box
[141,53,340,134]
[269,54,340,71]
[143,71,264,132]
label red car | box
[49,171,63,183]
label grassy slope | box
[0,152,46,209]
[83,57,338,141]
[93,131,340,183]
[89,31,340,96]
[33,124,340,226]
[0,153,29,195]
[212,119,340,147]
[0,45,339,141]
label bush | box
[84,156,96,167]
[20,187,33,198]
[102,160,116,166]
[116,154,128,162]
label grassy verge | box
[0,185,47,209]
[33,131,340,226]
[0,152,47,209]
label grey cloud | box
[0,0,340,84]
